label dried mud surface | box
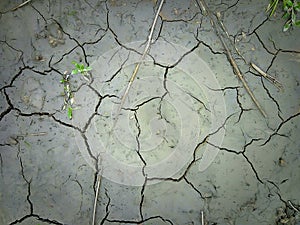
[0,0,299,224]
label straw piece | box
[250,62,283,91]
[11,0,31,11]
[92,172,102,225]
[112,0,165,130]
[197,0,267,117]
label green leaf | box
[60,79,66,83]
[283,11,290,19]
[295,20,300,26]
[85,66,92,71]
[267,0,279,16]
[79,64,84,71]
[283,21,291,31]
[286,0,293,7]
[283,0,293,8]
[71,69,78,75]
[67,106,73,119]
[75,63,81,69]
[24,140,31,148]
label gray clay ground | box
[0,0,300,225]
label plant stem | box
[92,172,101,225]
[11,0,31,11]
[111,0,165,130]
[197,0,267,117]
[250,62,283,91]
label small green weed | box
[60,72,74,120]
[71,61,92,81]
[267,0,300,31]
[60,61,92,119]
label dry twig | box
[250,62,283,91]
[11,0,31,11]
[215,12,283,93]
[92,171,102,225]
[201,210,205,225]
[288,200,300,213]
[112,0,165,129]
[197,0,267,117]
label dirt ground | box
[0,0,299,224]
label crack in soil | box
[0,0,299,224]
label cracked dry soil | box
[0,0,299,225]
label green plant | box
[267,0,300,31]
[282,0,300,30]
[71,61,92,81]
[60,61,92,119]
[60,72,74,120]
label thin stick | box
[215,12,282,93]
[224,41,267,117]
[92,172,102,225]
[216,12,247,64]
[112,0,165,130]
[197,0,267,117]
[18,132,48,137]
[27,132,48,136]
[201,210,204,225]
[288,200,299,213]
[250,62,283,91]
[11,0,31,11]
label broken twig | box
[92,171,102,225]
[11,0,31,11]
[250,62,283,91]
[18,132,48,137]
[197,0,267,117]
[112,0,165,130]
[288,200,300,213]
[215,11,282,93]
